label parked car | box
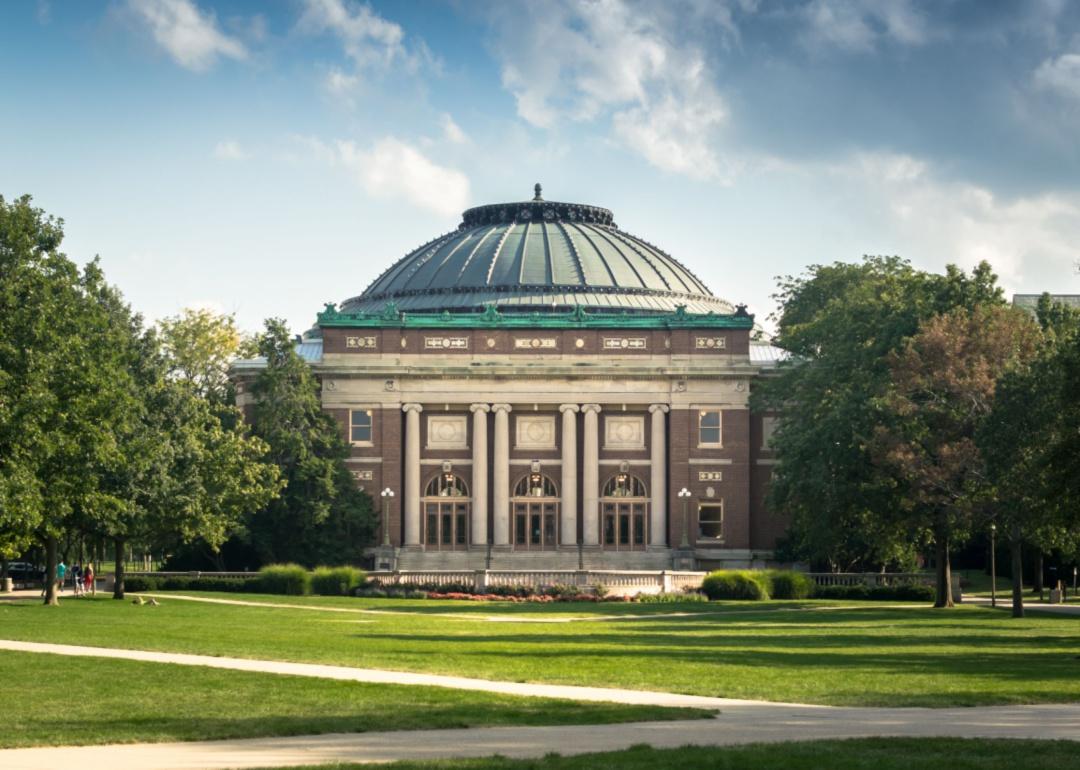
[5,562,45,584]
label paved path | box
[2,705,1078,770]
[0,639,781,708]
[2,639,1079,770]
[965,596,1080,616]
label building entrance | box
[600,473,648,550]
[512,473,559,550]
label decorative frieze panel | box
[514,337,557,350]
[350,469,374,481]
[427,415,468,449]
[604,415,645,450]
[695,337,727,350]
[698,471,723,481]
[516,415,556,449]
[602,337,647,350]
[425,336,469,350]
[345,335,377,349]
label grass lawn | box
[1,593,1078,707]
[259,739,1080,770]
[0,650,707,748]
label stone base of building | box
[388,547,775,572]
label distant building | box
[235,186,788,571]
[1012,294,1080,314]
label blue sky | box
[2,0,1080,334]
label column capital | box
[402,403,424,414]
[491,403,513,414]
[649,404,670,414]
[470,403,491,414]
[559,404,580,414]
[581,403,602,414]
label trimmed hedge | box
[311,566,366,596]
[767,570,816,600]
[257,564,311,596]
[701,570,770,600]
[814,583,935,602]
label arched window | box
[511,473,559,549]
[600,473,648,550]
[602,473,648,498]
[513,473,558,498]
[425,473,469,498]
[422,473,469,549]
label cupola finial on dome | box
[533,183,543,201]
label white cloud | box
[127,0,247,72]
[325,66,361,94]
[828,151,1080,289]
[336,137,469,217]
[298,0,428,77]
[439,113,467,145]
[801,0,930,52]
[213,140,250,160]
[489,0,732,179]
[1034,52,1080,102]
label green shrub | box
[636,591,708,604]
[869,583,935,602]
[258,563,311,595]
[767,570,816,600]
[123,576,159,592]
[311,566,366,596]
[814,584,870,600]
[701,570,770,600]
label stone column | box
[492,404,512,546]
[559,404,580,547]
[402,403,423,547]
[581,404,602,546]
[649,404,670,547]
[470,404,490,547]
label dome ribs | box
[564,222,618,286]
[580,223,651,290]
[454,225,498,283]
[552,221,587,285]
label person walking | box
[72,563,82,596]
[56,561,67,594]
[84,562,95,596]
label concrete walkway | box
[2,704,1078,770]
[0,639,782,708]
[2,639,1079,770]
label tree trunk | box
[43,535,58,606]
[1010,537,1024,619]
[1033,551,1044,600]
[112,537,126,600]
[0,558,7,581]
[934,535,954,608]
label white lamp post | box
[380,488,395,547]
[678,488,692,549]
[990,522,997,609]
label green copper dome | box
[341,185,733,315]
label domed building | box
[237,186,787,573]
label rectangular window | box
[698,502,724,541]
[698,410,722,446]
[350,409,373,443]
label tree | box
[754,256,1002,573]
[979,296,1080,617]
[102,320,282,599]
[873,305,1040,607]
[158,308,244,404]
[245,320,375,566]
[0,196,138,605]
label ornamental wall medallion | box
[604,415,645,450]
[515,415,556,449]
[602,337,647,350]
[695,337,727,350]
[425,336,469,350]
[427,415,468,449]
[514,337,557,349]
[345,335,377,349]
[698,471,723,481]
[350,469,374,481]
